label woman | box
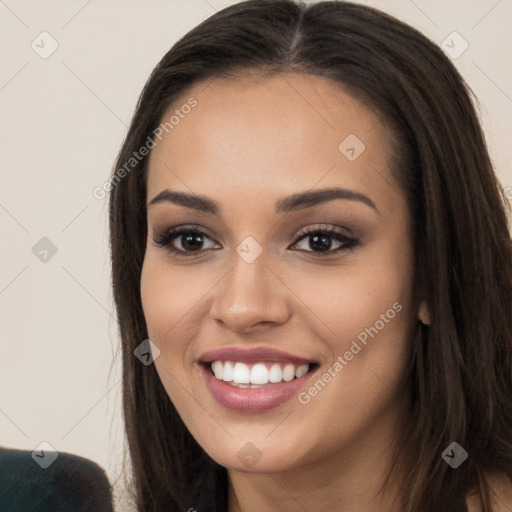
[108,1,512,510]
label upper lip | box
[199,347,317,365]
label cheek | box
[140,254,201,344]
[286,265,414,458]
[140,256,196,404]
[289,248,413,345]
[140,258,172,340]
[140,253,219,385]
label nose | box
[209,250,291,334]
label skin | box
[141,72,430,511]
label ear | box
[417,299,431,325]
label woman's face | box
[141,73,425,474]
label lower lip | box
[200,364,317,412]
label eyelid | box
[295,223,353,237]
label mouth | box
[198,347,320,412]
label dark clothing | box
[0,445,114,512]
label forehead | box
[146,72,399,210]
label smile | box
[198,347,319,412]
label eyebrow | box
[147,187,378,214]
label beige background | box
[1,0,510,510]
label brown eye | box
[153,226,219,257]
[291,226,359,254]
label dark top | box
[0,445,114,512]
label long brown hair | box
[108,1,512,510]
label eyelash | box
[152,224,359,258]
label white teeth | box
[212,361,223,380]
[295,364,308,378]
[232,362,250,384]
[210,360,311,385]
[282,364,295,382]
[222,361,234,382]
[268,363,282,383]
[250,363,269,385]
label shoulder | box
[466,471,512,512]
